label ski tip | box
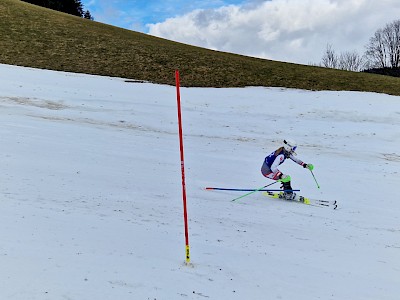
[204,187,213,190]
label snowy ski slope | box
[0,64,399,299]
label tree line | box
[319,19,400,76]
[21,0,93,20]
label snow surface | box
[0,63,399,300]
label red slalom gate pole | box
[175,70,191,264]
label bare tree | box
[320,44,365,71]
[384,20,400,67]
[365,20,400,68]
[321,44,338,69]
[319,19,400,72]
[338,51,366,71]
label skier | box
[261,139,314,200]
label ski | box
[262,191,338,209]
[205,187,300,192]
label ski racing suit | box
[261,147,306,181]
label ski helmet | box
[283,139,297,154]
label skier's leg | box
[282,181,296,200]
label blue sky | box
[80,0,400,65]
[81,0,246,32]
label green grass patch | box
[1,0,400,95]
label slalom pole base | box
[183,261,194,268]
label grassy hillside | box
[1,0,400,95]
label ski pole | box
[310,170,320,189]
[231,181,278,202]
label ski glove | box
[303,163,314,171]
[279,174,291,183]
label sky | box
[81,0,400,65]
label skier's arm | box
[289,154,305,167]
[290,154,314,170]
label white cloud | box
[147,0,400,64]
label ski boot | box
[281,181,296,200]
